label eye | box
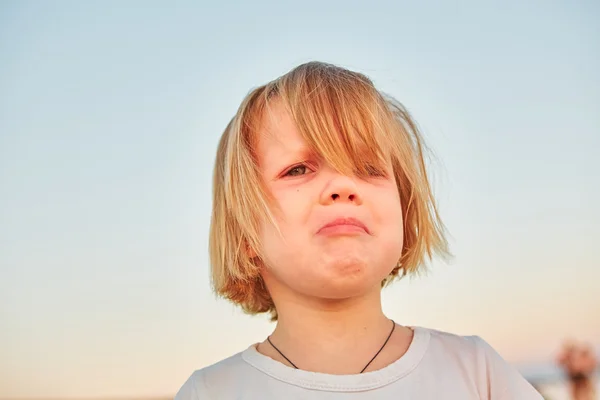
[283,164,310,177]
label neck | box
[261,287,411,374]
[274,287,388,342]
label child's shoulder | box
[175,348,254,399]
[194,347,252,380]
[422,325,482,342]
[418,326,542,398]
[422,326,487,348]
[418,326,499,365]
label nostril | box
[331,193,356,202]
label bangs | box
[263,62,397,177]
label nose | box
[319,173,363,206]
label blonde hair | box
[209,61,449,319]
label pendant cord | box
[266,319,396,374]
[267,336,299,369]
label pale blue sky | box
[1,1,598,398]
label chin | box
[314,258,384,298]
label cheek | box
[373,187,404,243]
[258,223,284,269]
[271,189,311,227]
[375,186,403,218]
[257,207,305,263]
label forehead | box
[255,101,309,164]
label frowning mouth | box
[317,217,369,235]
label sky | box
[0,0,598,398]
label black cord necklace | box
[266,319,396,374]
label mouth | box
[317,217,370,236]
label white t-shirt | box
[175,327,542,399]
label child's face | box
[255,101,405,301]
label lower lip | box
[318,224,367,236]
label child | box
[175,62,542,399]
